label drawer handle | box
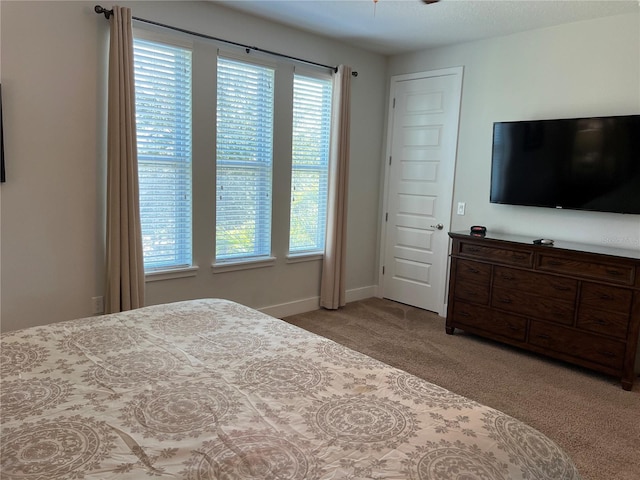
[512,254,527,260]
[466,267,480,274]
[467,247,481,253]
[599,351,616,358]
[599,294,613,300]
[605,269,623,277]
[507,325,520,331]
[595,319,608,326]
[500,274,515,280]
[459,311,471,317]
[553,285,571,291]
[498,298,512,304]
[547,260,563,266]
[536,333,551,340]
[464,291,478,297]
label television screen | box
[490,115,640,214]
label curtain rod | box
[94,5,358,77]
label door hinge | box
[382,266,385,275]
[385,212,388,222]
[389,156,392,165]
[392,98,396,108]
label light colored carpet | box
[282,297,640,480]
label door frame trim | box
[378,66,464,316]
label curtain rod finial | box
[95,5,113,19]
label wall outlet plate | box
[91,296,104,315]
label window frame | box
[288,68,333,258]
[130,30,336,278]
[213,53,277,266]
[132,29,197,279]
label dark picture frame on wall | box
[1,83,5,183]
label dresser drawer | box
[577,307,629,339]
[448,232,640,389]
[459,242,533,267]
[494,266,577,301]
[491,287,575,325]
[536,254,635,286]
[529,321,625,370]
[579,283,633,314]
[454,279,490,304]
[456,259,491,284]
[451,301,526,341]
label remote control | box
[533,238,554,245]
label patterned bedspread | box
[0,299,582,479]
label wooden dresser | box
[446,231,640,390]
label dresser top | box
[449,231,640,261]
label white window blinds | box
[133,38,193,271]
[290,74,332,254]
[216,57,274,261]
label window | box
[133,32,333,275]
[133,38,193,271]
[289,74,332,254]
[216,57,275,261]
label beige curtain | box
[320,65,352,309]
[105,6,145,313]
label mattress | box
[0,298,582,479]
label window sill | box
[286,252,324,263]
[145,266,199,282]
[212,256,276,274]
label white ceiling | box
[213,0,639,55]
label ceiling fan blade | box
[422,0,440,4]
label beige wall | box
[389,12,640,248]
[0,1,387,331]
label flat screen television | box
[490,114,640,215]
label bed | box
[1,298,581,479]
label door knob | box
[431,223,444,230]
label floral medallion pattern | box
[83,350,183,388]
[0,342,49,376]
[387,371,479,410]
[58,325,142,356]
[263,318,310,339]
[0,378,74,422]
[315,339,382,369]
[181,429,320,480]
[404,439,510,480]
[0,298,582,479]
[118,379,243,441]
[0,416,117,480]
[305,394,419,451]
[187,331,265,361]
[238,356,332,399]
[482,410,582,479]
[148,312,220,337]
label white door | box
[380,68,463,315]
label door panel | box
[381,69,463,314]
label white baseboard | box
[259,285,378,319]
[345,285,378,303]
[259,296,320,319]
